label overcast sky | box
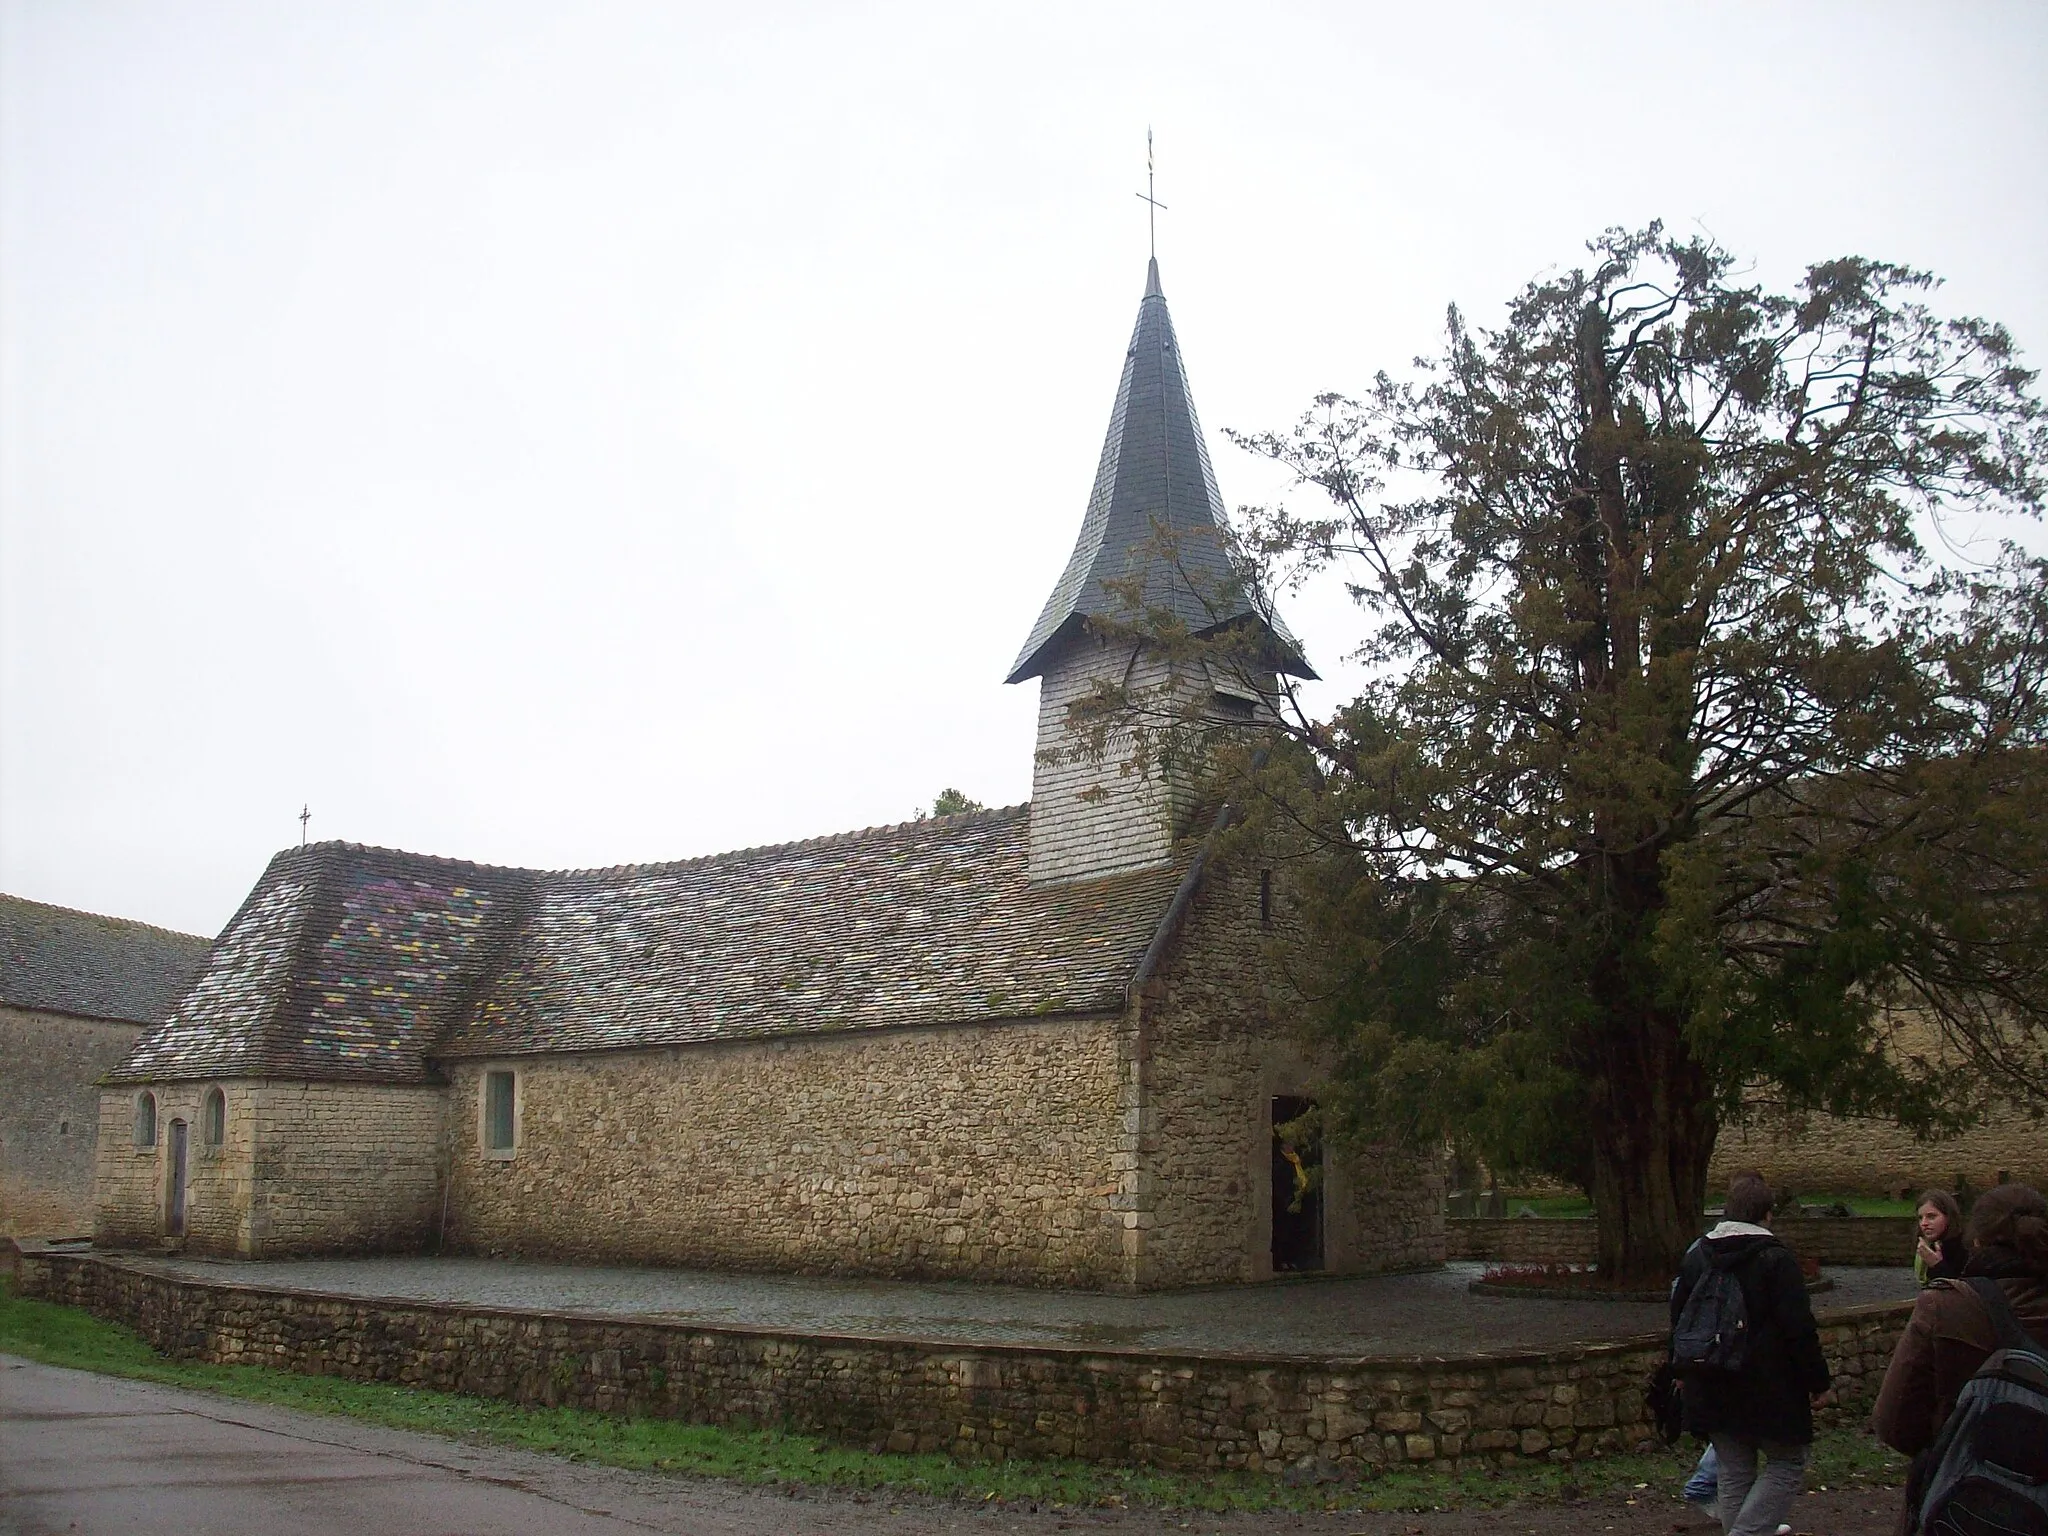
[3,1,2044,938]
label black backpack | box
[1671,1243,1755,1375]
[1916,1278,2048,1536]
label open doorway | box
[165,1118,188,1239]
[1270,1096,1323,1272]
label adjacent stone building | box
[1706,1010,2048,1197]
[1,894,210,1236]
[95,258,1446,1287]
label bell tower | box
[1008,259,1313,885]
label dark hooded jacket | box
[1669,1224,1832,1445]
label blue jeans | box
[1684,1443,1719,1504]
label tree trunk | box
[1585,1008,1717,1288]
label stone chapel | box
[93,259,1447,1289]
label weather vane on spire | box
[1135,127,1167,259]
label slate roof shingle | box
[108,845,533,1085]
[0,893,212,1026]
[107,805,1184,1085]
[1008,257,1312,684]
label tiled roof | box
[108,807,1182,1084]
[0,892,212,1026]
[1008,258,1312,684]
[106,845,533,1085]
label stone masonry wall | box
[1444,1219,1601,1266]
[93,1088,161,1246]
[1445,1216,1919,1268]
[16,1250,1910,1475]
[1707,1011,2047,1195]
[1139,859,1445,1287]
[0,1005,141,1236]
[94,1081,442,1257]
[244,1082,445,1256]
[1709,1110,2047,1198]
[445,1017,1128,1287]
[92,1082,257,1252]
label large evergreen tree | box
[1184,226,2046,1284]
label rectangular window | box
[483,1070,516,1152]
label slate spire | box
[1007,259,1312,683]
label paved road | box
[1,1355,1898,1535]
[0,1353,999,1536]
[124,1254,1920,1358]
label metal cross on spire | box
[1134,127,1167,258]
[299,804,311,846]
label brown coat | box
[1870,1272,2048,1456]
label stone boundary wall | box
[14,1250,1909,1476]
[1447,1217,1918,1268]
[1707,1014,2048,1196]
[1446,1220,1599,1266]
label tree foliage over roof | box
[926,788,986,818]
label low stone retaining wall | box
[14,1250,1910,1477]
[1448,1217,1917,1268]
[1447,1220,1600,1266]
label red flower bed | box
[1480,1262,1604,1286]
[1479,1254,1825,1291]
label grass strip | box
[0,1275,1904,1513]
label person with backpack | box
[1669,1172,1832,1536]
[1872,1182,2048,1536]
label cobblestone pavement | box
[128,1255,1918,1358]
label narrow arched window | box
[202,1087,225,1148]
[135,1092,157,1148]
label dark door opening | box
[166,1119,188,1238]
[1270,1096,1323,1273]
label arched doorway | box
[165,1118,188,1238]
